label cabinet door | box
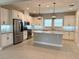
[1,8,5,24]
[17,11,24,20]
[1,33,13,47]
[69,16,75,26]
[7,33,13,45]
[1,34,7,47]
[64,16,70,26]
[63,32,69,39]
[63,32,75,40]
[33,17,43,26]
[12,10,19,19]
[69,32,74,40]
[12,10,24,20]
[23,31,25,40]
[23,31,27,40]
[75,32,79,43]
[76,11,79,27]
[4,9,9,24]
[1,8,9,24]
[64,15,75,26]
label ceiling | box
[0,0,28,5]
[1,0,79,13]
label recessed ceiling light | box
[46,5,50,7]
[27,8,29,10]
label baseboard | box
[1,44,13,50]
[34,41,63,47]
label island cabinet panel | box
[33,31,63,47]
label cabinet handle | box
[17,15,19,17]
[7,37,9,40]
[3,21,5,24]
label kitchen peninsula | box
[33,31,63,47]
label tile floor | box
[0,39,79,59]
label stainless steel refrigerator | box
[13,19,23,45]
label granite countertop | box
[33,30,64,34]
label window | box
[44,19,52,27]
[54,19,63,27]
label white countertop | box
[33,31,63,34]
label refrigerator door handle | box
[19,23,21,32]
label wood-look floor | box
[0,39,79,59]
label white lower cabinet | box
[63,32,75,40]
[63,32,69,39]
[69,32,75,40]
[7,33,13,46]
[1,34,7,47]
[23,31,27,40]
[1,33,13,48]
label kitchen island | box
[33,31,63,47]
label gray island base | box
[33,31,63,47]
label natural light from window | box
[54,19,63,27]
[44,19,52,27]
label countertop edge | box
[33,31,64,34]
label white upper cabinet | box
[12,10,19,19]
[75,10,79,46]
[76,11,79,31]
[32,17,43,26]
[64,15,75,26]
[0,7,9,25]
[11,10,25,21]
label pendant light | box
[52,2,56,19]
[37,3,42,20]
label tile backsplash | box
[63,26,76,32]
[1,25,13,33]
